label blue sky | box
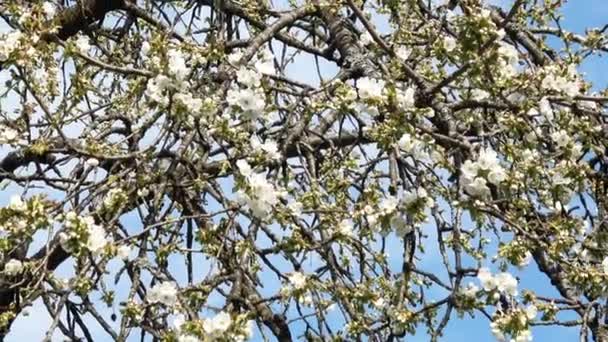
[4,0,608,341]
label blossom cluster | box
[236,160,283,220]
[59,212,110,256]
[540,64,581,98]
[361,188,433,237]
[0,31,22,62]
[146,283,252,340]
[0,0,606,340]
[477,267,518,297]
[280,271,314,306]
[250,135,281,161]
[0,124,18,145]
[495,41,519,80]
[3,259,24,276]
[147,281,178,306]
[173,311,254,342]
[1,196,52,253]
[144,45,212,119]
[225,48,274,121]
[103,188,128,213]
[460,147,507,197]
[490,305,537,342]
[398,132,428,160]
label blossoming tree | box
[0,0,607,341]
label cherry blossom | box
[0,1,606,340]
[357,77,386,100]
[3,259,23,276]
[147,282,179,306]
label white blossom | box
[552,168,572,186]
[18,13,31,26]
[74,35,91,54]
[174,92,203,114]
[550,129,571,148]
[398,133,427,159]
[251,136,281,160]
[541,67,580,97]
[228,50,244,64]
[465,177,491,197]
[87,224,109,255]
[471,89,490,101]
[395,46,410,60]
[525,305,538,320]
[445,9,456,22]
[460,160,479,180]
[514,329,533,342]
[494,272,518,296]
[254,48,275,75]
[443,36,457,52]
[487,167,507,185]
[4,259,23,275]
[495,29,506,40]
[602,257,608,274]
[402,187,433,208]
[477,148,499,171]
[254,58,274,75]
[571,142,584,160]
[367,213,379,229]
[141,42,151,57]
[518,251,532,267]
[287,201,303,216]
[477,267,497,291]
[354,102,380,119]
[299,294,313,306]
[226,87,266,119]
[117,245,131,260]
[204,311,232,336]
[0,31,22,61]
[462,282,479,297]
[237,171,281,219]
[396,87,415,108]
[490,322,506,341]
[336,219,354,237]
[0,125,18,143]
[8,195,26,211]
[167,49,189,82]
[236,159,253,177]
[373,297,386,309]
[379,196,399,215]
[497,41,519,65]
[539,97,554,119]
[390,215,411,236]
[237,67,262,88]
[147,282,178,306]
[138,188,150,198]
[58,231,73,253]
[239,320,255,341]
[177,335,200,342]
[42,2,56,18]
[103,188,126,210]
[288,271,307,290]
[86,158,99,168]
[461,148,506,195]
[145,75,172,105]
[357,77,385,100]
